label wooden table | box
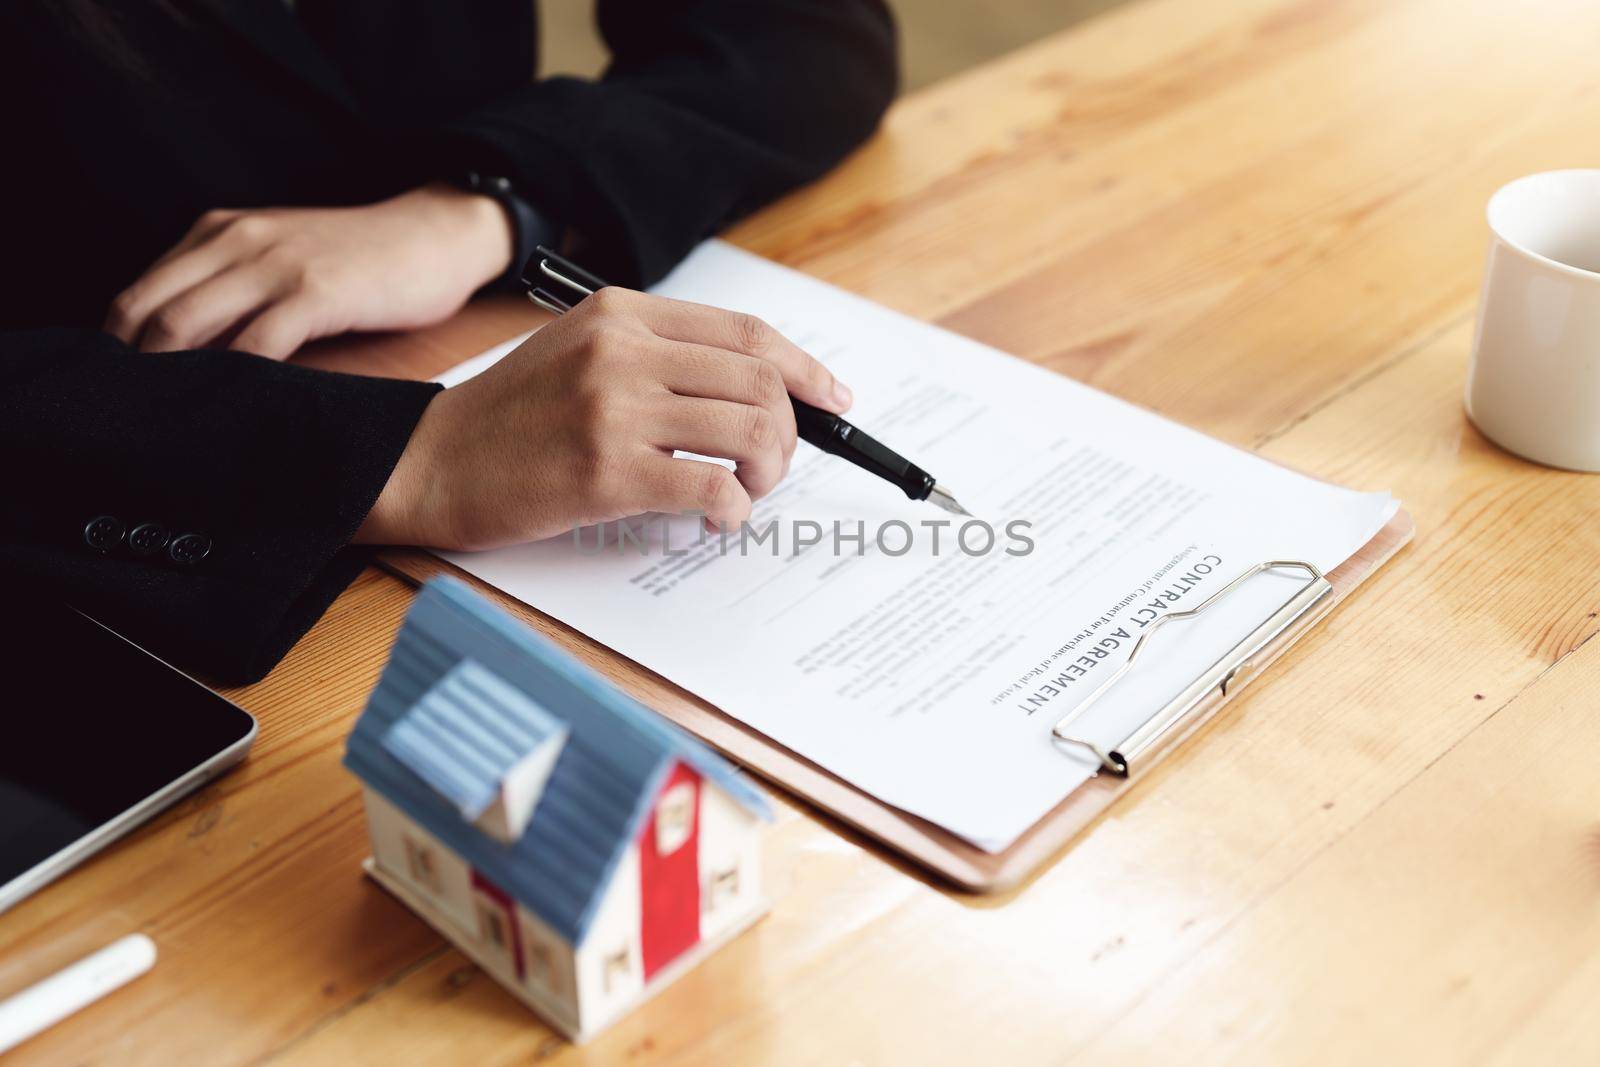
[7,0,1600,1062]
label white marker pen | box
[0,933,157,1054]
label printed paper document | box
[435,242,1398,851]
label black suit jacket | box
[1,0,895,683]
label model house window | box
[528,939,553,987]
[403,835,443,896]
[477,902,508,950]
[602,946,631,993]
[707,864,740,911]
[655,782,695,855]
[528,934,569,999]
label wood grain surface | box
[5,0,1599,1062]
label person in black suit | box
[1,1,896,683]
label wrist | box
[451,172,557,289]
[354,387,455,547]
[407,182,515,291]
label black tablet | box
[0,603,257,913]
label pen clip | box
[526,288,573,315]
[527,245,612,302]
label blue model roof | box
[380,658,567,821]
[344,577,770,945]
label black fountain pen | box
[523,247,972,517]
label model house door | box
[470,871,525,981]
[638,762,701,979]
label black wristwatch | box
[456,171,556,290]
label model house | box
[344,577,771,1042]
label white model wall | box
[574,843,644,1034]
[698,787,763,942]
[363,788,476,933]
[362,782,763,1039]
[515,901,579,1012]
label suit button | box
[168,533,212,565]
[128,522,171,556]
[84,515,126,553]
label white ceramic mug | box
[1466,169,1600,471]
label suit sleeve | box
[427,0,898,286]
[0,329,439,685]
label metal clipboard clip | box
[1051,560,1333,778]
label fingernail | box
[832,381,853,410]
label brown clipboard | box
[379,507,1412,894]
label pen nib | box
[926,484,972,518]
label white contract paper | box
[435,241,1398,851]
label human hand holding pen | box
[355,287,854,550]
[530,247,970,517]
